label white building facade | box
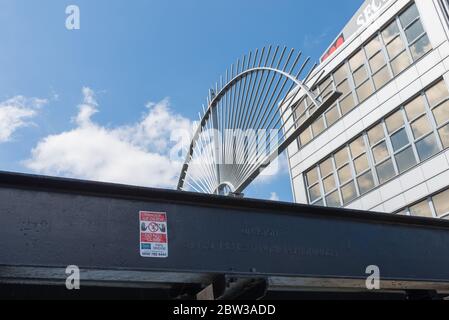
[287,0,449,219]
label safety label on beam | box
[140,211,168,258]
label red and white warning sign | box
[140,211,168,258]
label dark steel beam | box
[1,171,449,290]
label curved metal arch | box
[208,66,321,112]
[177,46,341,195]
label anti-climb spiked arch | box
[177,46,341,195]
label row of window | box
[294,3,432,148]
[397,188,449,220]
[305,80,449,207]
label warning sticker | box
[140,211,168,258]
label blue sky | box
[0,0,362,201]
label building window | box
[325,103,340,126]
[319,76,334,100]
[335,149,354,205]
[433,189,449,217]
[396,187,449,219]
[294,96,313,146]
[382,20,411,76]
[349,50,374,103]
[409,200,434,218]
[367,123,395,183]
[304,79,449,206]
[387,110,416,173]
[334,64,355,115]
[398,3,431,60]
[427,81,449,149]
[350,137,375,195]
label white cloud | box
[0,96,47,143]
[270,192,280,201]
[25,87,192,189]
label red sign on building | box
[321,34,345,63]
